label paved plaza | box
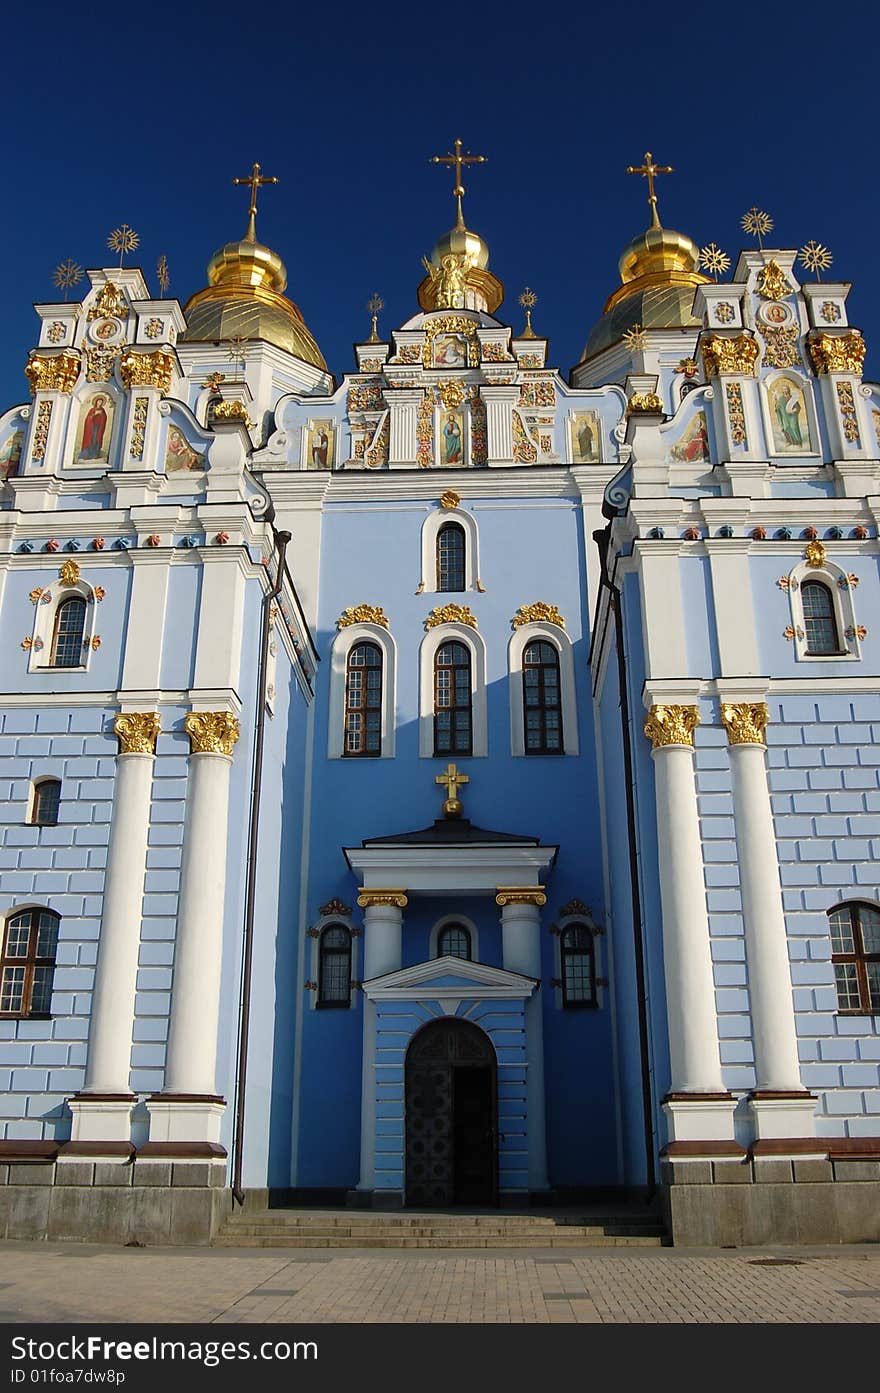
[0,1241,878,1323]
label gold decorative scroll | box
[184,710,241,756]
[58,560,81,587]
[495,886,547,907]
[119,350,175,393]
[337,604,389,629]
[755,259,791,301]
[512,602,565,629]
[213,399,254,428]
[88,282,128,321]
[643,704,701,748]
[720,701,770,746]
[701,334,759,377]
[356,889,408,909]
[437,380,464,409]
[559,898,591,918]
[114,712,161,755]
[439,490,460,509]
[804,540,827,568]
[807,331,866,376]
[319,898,352,917]
[760,326,800,369]
[25,351,80,395]
[625,391,664,415]
[424,604,477,629]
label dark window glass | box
[344,642,382,756]
[0,908,59,1017]
[50,598,86,668]
[436,522,466,593]
[561,924,596,1008]
[318,924,352,1007]
[523,640,563,754]
[437,924,471,960]
[801,581,839,656]
[829,903,880,1013]
[434,641,472,756]
[31,780,61,827]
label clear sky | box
[2,0,877,395]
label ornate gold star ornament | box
[225,336,247,371]
[366,292,384,343]
[53,258,83,301]
[623,323,648,352]
[699,243,731,280]
[799,240,833,279]
[107,224,140,268]
[741,207,773,250]
[518,287,538,338]
[156,255,170,295]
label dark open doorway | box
[405,1018,497,1207]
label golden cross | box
[626,151,673,228]
[430,138,487,228]
[435,762,469,817]
[232,161,279,222]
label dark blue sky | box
[3,1,876,396]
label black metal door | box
[405,1019,497,1207]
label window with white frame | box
[784,558,861,662]
[25,577,99,674]
[328,622,396,759]
[30,779,61,827]
[343,642,383,756]
[419,506,480,594]
[419,624,488,757]
[0,908,59,1017]
[508,622,578,756]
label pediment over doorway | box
[362,955,537,1002]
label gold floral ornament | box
[804,540,827,568]
[807,331,866,376]
[519,288,538,339]
[438,380,464,410]
[720,702,770,746]
[337,605,389,629]
[425,604,477,629]
[114,712,162,754]
[156,255,170,295]
[107,223,139,269]
[440,490,460,509]
[319,898,352,918]
[29,588,45,604]
[512,602,565,629]
[701,334,759,378]
[699,243,731,281]
[495,886,547,908]
[366,292,384,344]
[623,323,647,353]
[184,710,241,756]
[643,704,701,749]
[213,399,253,428]
[53,258,83,302]
[120,350,174,393]
[741,207,774,250]
[25,351,80,395]
[799,241,833,279]
[626,391,664,415]
[756,259,791,302]
[88,282,128,321]
[58,560,81,587]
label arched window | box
[436,522,466,593]
[31,779,61,827]
[0,908,59,1017]
[434,641,472,756]
[561,924,596,1009]
[318,924,352,1007]
[523,640,563,754]
[50,597,86,668]
[344,642,382,757]
[436,923,472,960]
[829,902,880,1013]
[801,581,840,656]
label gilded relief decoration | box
[213,400,253,428]
[643,704,701,748]
[470,393,487,467]
[820,301,841,324]
[512,410,537,462]
[365,412,390,468]
[440,490,460,509]
[47,322,66,344]
[165,424,206,472]
[495,887,547,908]
[397,345,421,364]
[424,604,477,629]
[357,890,408,909]
[725,383,747,445]
[88,283,128,321]
[25,351,80,395]
[626,391,664,414]
[144,318,164,340]
[129,397,148,460]
[0,428,23,478]
[74,393,115,465]
[519,379,556,408]
[184,710,241,756]
[416,394,434,469]
[319,899,352,917]
[512,602,565,629]
[756,259,791,301]
[85,347,119,383]
[760,326,800,369]
[437,380,464,410]
[667,410,710,463]
[348,382,383,412]
[422,253,469,311]
[767,378,812,453]
[836,382,861,444]
[422,316,480,369]
[804,540,827,567]
[119,350,174,393]
[808,331,866,376]
[337,605,389,629]
[701,334,759,377]
[30,401,52,462]
[715,302,735,324]
[481,342,510,362]
[114,712,162,755]
[59,560,81,587]
[720,702,770,745]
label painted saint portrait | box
[75,393,114,464]
[0,428,23,479]
[440,410,464,466]
[768,379,811,454]
[569,411,601,464]
[165,424,206,472]
[433,334,467,369]
[668,410,710,463]
[306,422,334,470]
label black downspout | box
[231,526,291,1206]
[594,526,656,1199]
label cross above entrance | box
[435,762,469,819]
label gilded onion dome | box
[417,215,504,315]
[182,212,326,369]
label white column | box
[358,891,407,979]
[497,891,548,1191]
[357,998,377,1193]
[497,892,543,977]
[721,703,816,1140]
[388,389,421,466]
[69,714,160,1146]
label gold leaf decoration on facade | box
[30,401,52,462]
[29,588,45,604]
[643,704,701,749]
[760,326,800,369]
[114,711,162,754]
[700,334,759,378]
[58,560,81,587]
[756,259,791,301]
[319,898,352,917]
[698,243,731,280]
[365,412,390,468]
[348,381,384,412]
[626,391,664,414]
[495,887,547,907]
[129,397,149,460]
[623,323,647,352]
[86,347,119,383]
[337,605,389,629]
[88,282,128,322]
[804,540,827,568]
[356,889,408,909]
[512,409,538,461]
[119,350,175,393]
[107,224,140,265]
[213,399,253,428]
[421,316,480,369]
[725,383,747,445]
[807,331,866,376]
[720,701,770,746]
[512,602,565,629]
[559,899,591,918]
[416,394,434,469]
[741,207,774,247]
[836,382,861,444]
[440,490,460,509]
[424,604,477,630]
[184,710,241,756]
[438,380,465,410]
[25,351,80,396]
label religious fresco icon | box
[569,411,601,464]
[306,422,334,470]
[768,378,812,453]
[433,334,467,368]
[75,393,114,465]
[0,428,23,479]
[667,410,710,463]
[164,424,206,472]
[440,410,465,466]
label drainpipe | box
[231,525,291,1205]
[593,525,656,1198]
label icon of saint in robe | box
[442,413,463,465]
[78,396,110,461]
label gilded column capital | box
[495,886,547,908]
[119,350,175,393]
[807,331,866,376]
[184,710,240,756]
[643,704,701,749]
[25,350,80,395]
[356,889,408,909]
[114,712,161,754]
[625,391,664,416]
[700,334,759,378]
[720,701,770,746]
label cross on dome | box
[430,138,487,230]
[625,151,674,228]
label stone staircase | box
[214,1204,668,1249]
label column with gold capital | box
[23,349,81,474]
[355,889,408,1195]
[69,713,161,1147]
[721,702,816,1139]
[119,349,176,473]
[151,711,239,1145]
[644,704,734,1143]
[496,887,548,1190]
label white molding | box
[418,621,488,758]
[26,575,99,675]
[507,621,578,756]
[328,622,397,759]
[346,844,556,894]
[428,912,480,963]
[363,955,537,1000]
[786,558,861,662]
[420,506,481,594]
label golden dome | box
[431,222,490,271]
[417,216,503,315]
[182,215,326,370]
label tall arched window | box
[0,908,60,1017]
[829,902,880,1013]
[436,522,466,593]
[318,923,352,1007]
[31,779,61,827]
[50,597,86,668]
[344,642,382,756]
[523,640,563,754]
[434,641,472,755]
[801,581,840,656]
[436,923,472,960]
[561,924,596,1009]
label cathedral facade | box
[0,152,878,1245]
